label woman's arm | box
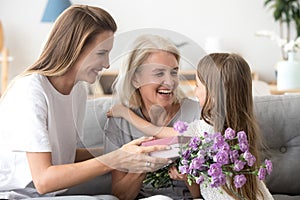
[26,152,111,195]
[111,170,146,200]
[26,137,171,195]
[107,104,177,138]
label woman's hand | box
[106,104,128,118]
[98,137,171,173]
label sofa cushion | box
[79,97,114,148]
[70,97,115,196]
[254,94,300,196]
[273,194,300,200]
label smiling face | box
[133,50,179,110]
[76,31,114,84]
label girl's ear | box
[132,75,140,88]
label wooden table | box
[269,83,300,95]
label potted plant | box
[264,0,300,59]
[257,0,300,90]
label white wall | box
[0,0,298,84]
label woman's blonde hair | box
[22,5,117,77]
[113,34,185,109]
[197,53,263,199]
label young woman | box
[0,5,170,199]
[104,34,200,200]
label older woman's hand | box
[98,137,171,173]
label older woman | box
[104,34,200,200]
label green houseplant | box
[264,0,300,60]
[256,0,300,90]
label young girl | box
[107,53,274,199]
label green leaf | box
[264,0,273,7]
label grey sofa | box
[64,95,300,200]
[254,94,300,200]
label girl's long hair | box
[197,53,263,199]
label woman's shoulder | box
[181,97,199,109]
[105,111,136,132]
[181,97,198,104]
[177,98,200,122]
[11,74,45,91]
[4,74,45,99]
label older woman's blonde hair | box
[22,5,117,77]
[113,34,185,109]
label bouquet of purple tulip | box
[174,121,273,189]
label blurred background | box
[0,0,298,90]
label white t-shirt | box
[0,74,87,199]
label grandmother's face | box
[133,51,179,109]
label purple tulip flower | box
[234,174,247,188]
[210,173,226,188]
[229,150,240,163]
[189,136,201,151]
[239,141,249,152]
[190,157,205,170]
[208,163,222,177]
[196,176,204,184]
[265,159,273,175]
[237,131,248,143]
[225,127,236,139]
[213,150,229,165]
[258,167,267,180]
[173,121,188,134]
[243,151,256,167]
[234,160,246,171]
[181,149,191,160]
[213,132,225,148]
[178,164,190,174]
[176,126,273,192]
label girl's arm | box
[107,104,178,138]
[168,166,202,199]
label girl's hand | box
[168,166,202,199]
[106,104,128,118]
[168,165,187,181]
